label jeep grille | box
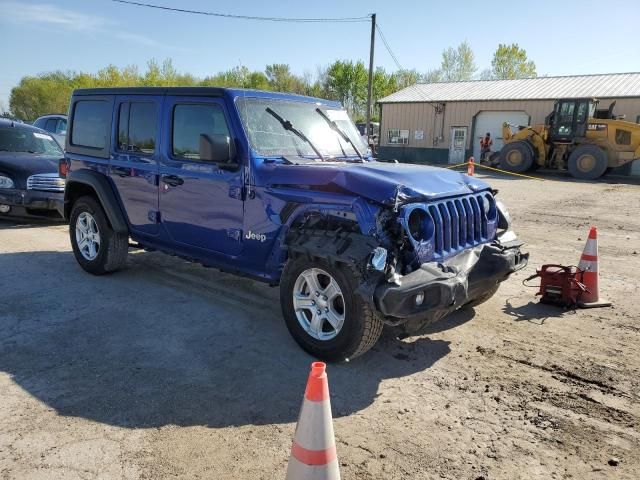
[400,192,498,263]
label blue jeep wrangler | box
[61,87,527,361]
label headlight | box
[0,176,15,189]
[482,195,491,213]
[496,200,511,230]
[482,194,497,221]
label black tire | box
[568,144,608,180]
[464,284,500,309]
[280,256,383,362]
[488,151,500,167]
[69,196,128,275]
[499,141,534,173]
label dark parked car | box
[0,119,65,220]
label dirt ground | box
[1,172,639,480]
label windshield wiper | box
[315,108,364,161]
[265,107,325,161]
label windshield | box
[237,98,367,159]
[0,128,63,155]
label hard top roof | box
[72,87,342,107]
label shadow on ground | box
[0,250,454,430]
[502,298,572,325]
[0,218,65,230]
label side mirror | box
[199,134,237,164]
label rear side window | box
[71,100,111,149]
[117,102,157,154]
[172,104,230,161]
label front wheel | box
[280,256,383,361]
[499,141,534,173]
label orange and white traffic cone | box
[286,362,340,480]
[467,156,475,176]
[577,226,611,308]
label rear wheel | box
[568,145,608,180]
[280,256,383,361]
[69,196,128,275]
[499,141,534,173]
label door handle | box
[161,174,184,187]
[112,166,131,177]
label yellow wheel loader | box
[500,98,640,179]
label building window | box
[388,129,409,145]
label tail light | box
[58,158,69,178]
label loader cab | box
[547,98,595,143]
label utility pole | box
[365,13,376,146]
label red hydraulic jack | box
[526,265,588,308]
[526,226,611,309]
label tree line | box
[6,43,536,122]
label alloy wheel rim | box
[76,212,101,261]
[292,268,346,341]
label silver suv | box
[33,114,68,146]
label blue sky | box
[1,0,639,109]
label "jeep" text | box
[245,230,266,242]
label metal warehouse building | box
[377,72,640,175]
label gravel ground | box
[1,172,639,480]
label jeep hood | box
[267,161,491,205]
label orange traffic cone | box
[577,226,611,308]
[286,362,340,480]
[467,156,475,176]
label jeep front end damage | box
[364,192,528,333]
[374,239,528,332]
[282,190,527,335]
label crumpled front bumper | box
[374,233,528,331]
[0,189,64,220]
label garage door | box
[473,111,530,160]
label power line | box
[376,24,443,112]
[376,23,404,72]
[112,0,371,23]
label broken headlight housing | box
[496,200,511,230]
